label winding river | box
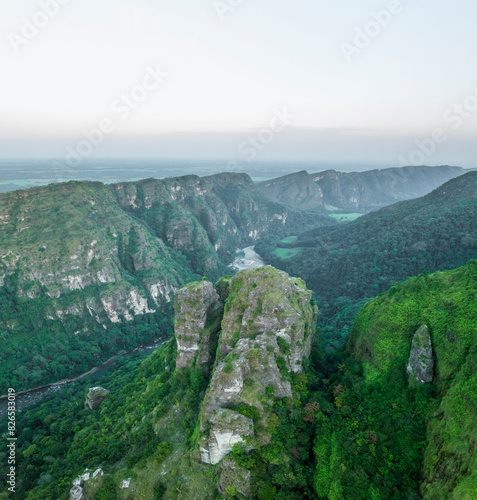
[230,245,265,270]
[0,337,167,420]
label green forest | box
[257,171,477,348]
[1,172,476,499]
[1,261,476,499]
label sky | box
[1,0,477,168]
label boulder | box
[86,387,110,410]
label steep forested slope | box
[257,171,477,345]
[315,260,477,499]
[2,268,321,500]
[4,262,476,499]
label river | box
[0,337,167,420]
[230,245,265,270]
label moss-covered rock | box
[199,267,318,465]
[69,485,88,500]
[218,458,252,498]
[174,280,223,372]
[407,325,434,385]
[85,387,110,410]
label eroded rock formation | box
[407,325,434,385]
[184,267,318,465]
[174,280,223,372]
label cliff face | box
[172,267,318,466]
[174,280,222,372]
[0,173,324,391]
[0,182,191,319]
[0,173,322,325]
[258,165,465,213]
[111,173,328,272]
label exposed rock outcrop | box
[197,267,317,464]
[70,486,88,500]
[200,409,254,465]
[71,467,103,499]
[407,325,434,385]
[86,387,110,410]
[174,280,223,372]
[0,173,327,393]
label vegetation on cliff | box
[0,174,327,392]
[1,261,476,498]
[257,171,477,347]
[0,268,323,499]
[1,170,477,499]
[313,259,477,498]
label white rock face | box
[55,305,81,319]
[200,409,253,465]
[100,288,155,323]
[92,468,103,479]
[121,478,131,489]
[74,472,90,484]
[100,296,121,323]
[96,269,115,283]
[127,289,155,316]
[70,485,88,500]
[71,467,103,498]
[149,282,175,303]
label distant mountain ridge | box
[257,165,466,212]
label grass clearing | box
[329,213,363,222]
[273,248,302,259]
[280,235,298,244]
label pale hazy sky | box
[1,0,477,167]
